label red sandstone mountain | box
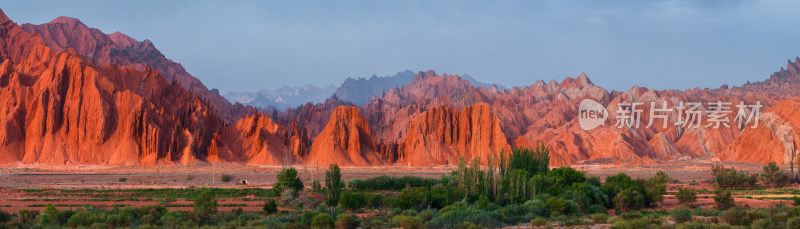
[398,103,511,166]
[19,14,248,121]
[0,45,221,165]
[221,110,295,165]
[718,98,800,164]
[304,106,385,166]
[0,10,288,166]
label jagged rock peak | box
[577,72,593,85]
[413,70,437,81]
[788,57,800,73]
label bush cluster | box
[347,175,439,190]
[675,186,698,205]
[711,165,759,189]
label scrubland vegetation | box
[2,146,799,228]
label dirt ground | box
[0,160,794,213]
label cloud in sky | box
[3,0,799,92]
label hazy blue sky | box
[3,0,800,92]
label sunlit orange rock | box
[304,106,385,166]
[398,103,511,166]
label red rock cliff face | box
[0,10,291,166]
[0,46,291,166]
[19,15,248,121]
[0,45,225,165]
[219,110,295,165]
[718,98,800,164]
[304,106,385,166]
[398,103,511,166]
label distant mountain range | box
[224,70,503,110]
[224,84,338,110]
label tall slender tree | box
[325,164,343,209]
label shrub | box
[721,207,767,226]
[118,177,127,182]
[572,183,610,209]
[362,216,387,229]
[55,209,74,225]
[140,214,157,226]
[603,173,657,210]
[693,207,721,217]
[67,211,97,227]
[417,209,436,223]
[42,203,58,217]
[427,203,503,228]
[187,175,194,180]
[523,199,546,217]
[671,207,693,223]
[476,195,490,209]
[391,215,422,229]
[530,217,547,226]
[311,213,335,229]
[655,170,671,183]
[641,176,667,206]
[275,167,304,194]
[335,213,360,229]
[161,211,189,227]
[325,164,343,207]
[38,214,56,227]
[587,204,608,215]
[676,186,698,205]
[761,162,790,188]
[221,174,232,182]
[613,188,644,212]
[364,193,384,209]
[545,197,566,216]
[713,189,735,210]
[193,188,218,221]
[339,190,366,211]
[545,167,586,196]
[554,214,585,227]
[280,188,296,205]
[711,165,758,189]
[348,175,439,190]
[788,217,800,229]
[392,187,426,210]
[263,199,278,214]
[462,222,482,229]
[106,212,133,228]
[617,211,644,220]
[589,213,608,223]
[612,215,661,229]
[751,218,771,229]
[793,196,800,206]
[0,207,12,223]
